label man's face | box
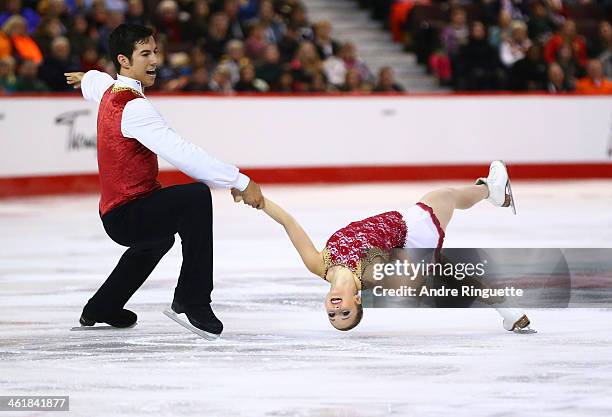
[120,36,159,88]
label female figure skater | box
[235,161,533,333]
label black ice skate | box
[71,309,137,331]
[163,300,223,340]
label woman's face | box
[324,268,361,330]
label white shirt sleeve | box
[81,70,115,104]
[121,98,250,191]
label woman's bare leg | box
[418,184,488,231]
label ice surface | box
[1,181,612,417]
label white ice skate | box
[163,308,220,341]
[497,308,536,334]
[476,160,516,215]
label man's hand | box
[65,72,85,89]
[232,180,264,209]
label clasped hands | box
[231,180,264,209]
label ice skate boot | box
[497,308,536,334]
[71,309,137,331]
[164,300,223,340]
[476,160,516,215]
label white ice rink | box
[1,180,612,417]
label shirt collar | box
[116,74,145,95]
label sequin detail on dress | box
[322,211,407,282]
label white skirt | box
[399,202,445,250]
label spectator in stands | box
[183,0,209,42]
[589,21,611,58]
[310,70,327,92]
[457,21,502,90]
[125,0,148,27]
[98,9,125,54]
[0,55,17,92]
[0,0,40,34]
[278,23,300,63]
[222,39,247,85]
[37,36,79,90]
[208,62,233,92]
[441,7,469,58]
[588,21,611,77]
[155,0,182,43]
[290,40,322,91]
[288,3,313,41]
[484,0,528,23]
[42,0,71,28]
[0,29,11,58]
[546,62,572,93]
[33,17,64,57]
[14,59,48,91]
[161,52,191,91]
[276,69,293,92]
[544,20,587,69]
[67,14,91,56]
[500,20,531,68]
[79,41,104,72]
[237,0,258,22]
[322,51,345,87]
[2,15,43,63]
[510,44,547,90]
[234,62,268,92]
[89,0,109,32]
[338,41,374,85]
[255,43,283,89]
[373,66,404,92]
[182,66,210,92]
[555,43,580,87]
[488,9,512,50]
[189,44,208,69]
[340,67,366,93]
[258,0,285,45]
[244,22,268,61]
[206,12,232,61]
[313,20,339,60]
[575,59,612,94]
[223,0,246,40]
[527,1,556,44]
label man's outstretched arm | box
[65,70,114,103]
[122,97,252,193]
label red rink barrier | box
[1,162,610,198]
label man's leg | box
[83,237,175,320]
[84,183,215,323]
[173,184,214,305]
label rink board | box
[0,95,611,196]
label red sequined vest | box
[97,85,161,215]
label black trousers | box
[83,182,214,319]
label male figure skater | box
[65,23,263,339]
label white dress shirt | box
[80,70,250,191]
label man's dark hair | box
[109,24,153,72]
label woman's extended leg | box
[418,184,488,231]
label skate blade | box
[500,160,516,215]
[506,179,517,215]
[70,323,136,331]
[163,309,220,341]
[513,327,537,334]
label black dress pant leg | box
[83,182,214,320]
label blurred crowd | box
[1,0,610,94]
[389,0,612,93]
[0,0,403,94]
